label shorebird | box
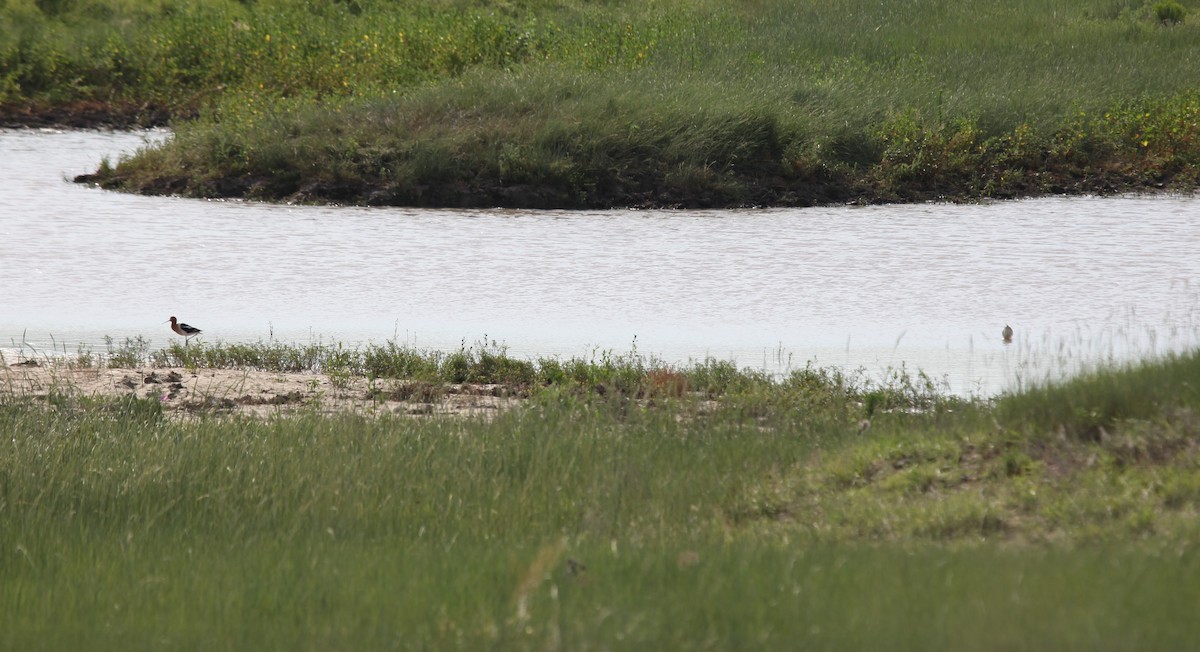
[1002,324,1013,344]
[166,316,202,344]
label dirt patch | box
[1,362,522,419]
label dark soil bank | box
[72,154,1180,210]
[0,101,174,130]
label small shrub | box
[644,368,689,398]
[72,344,96,369]
[471,348,536,385]
[363,342,440,380]
[105,335,151,368]
[536,358,567,386]
[1003,450,1034,477]
[323,345,357,390]
[1154,0,1187,24]
[442,351,471,383]
[386,380,442,402]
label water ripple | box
[2,129,1198,394]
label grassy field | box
[4,0,1200,644]
[5,0,1200,206]
[2,345,1199,649]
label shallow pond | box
[2,129,1198,395]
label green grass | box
[4,540,1198,650]
[3,348,1199,649]
[130,337,937,410]
[7,0,1200,205]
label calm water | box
[2,129,1198,395]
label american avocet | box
[166,316,202,344]
[1002,324,1013,344]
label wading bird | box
[166,316,202,344]
[1002,324,1013,344]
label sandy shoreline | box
[1,361,523,419]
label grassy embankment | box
[4,0,1200,206]
[3,341,1199,649]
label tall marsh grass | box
[998,348,1200,440]
[3,349,1200,649]
[8,0,1200,203]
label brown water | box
[2,129,1198,395]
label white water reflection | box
[1,129,1198,395]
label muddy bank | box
[75,166,856,210]
[1,362,523,419]
[0,100,176,130]
[71,152,1182,210]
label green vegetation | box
[148,338,763,389]
[5,0,1200,206]
[3,345,1199,649]
[5,0,1200,640]
[1156,0,1189,23]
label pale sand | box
[1,362,523,419]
